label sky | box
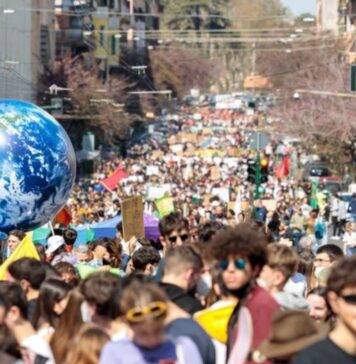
[282,0,316,15]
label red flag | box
[54,207,72,226]
[282,156,290,177]
[275,157,291,179]
[100,168,128,191]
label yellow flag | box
[0,234,40,281]
[155,196,174,218]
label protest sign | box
[147,184,171,200]
[253,199,277,212]
[152,150,163,159]
[263,199,277,212]
[170,144,184,154]
[211,166,221,181]
[146,165,159,176]
[211,188,230,203]
[100,168,128,191]
[155,196,175,217]
[121,196,144,241]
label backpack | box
[314,220,325,240]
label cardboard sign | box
[204,194,212,206]
[253,199,277,212]
[263,199,277,212]
[211,166,221,181]
[121,196,144,241]
[241,200,250,211]
[152,150,163,159]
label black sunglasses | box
[340,294,356,305]
[168,234,189,244]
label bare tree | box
[258,39,356,172]
[59,56,135,145]
[149,47,213,98]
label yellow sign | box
[155,196,175,217]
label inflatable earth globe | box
[0,100,76,233]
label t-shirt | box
[166,318,216,364]
[100,337,203,364]
[292,337,356,364]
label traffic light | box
[247,159,256,183]
[260,158,269,183]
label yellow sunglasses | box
[125,301,167,323]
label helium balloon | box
[0,100,76,233]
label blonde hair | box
[64,324,110,364]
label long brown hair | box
[32,278,71,330]
[50,287,84,363]
[64,324,110,364]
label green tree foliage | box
[160,0,230,30]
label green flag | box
[310,181,318,209]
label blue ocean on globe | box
[0,100,76,233]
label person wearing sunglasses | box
[158,212,191,257]
[208,224,279,364]
[155,213,191,282]
[100,277,203,364]
[292,256,356,364]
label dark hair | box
[51,288,84,363]
[132,247,160,272]
[198,221,225,243]
[327,256,356,295]
[8,230,26,242]
[0,324,21,359]
[46,229,63,241]
[159,212,189,237]
[208,223,267,271]
[0,282,28,319]
[54,262,79,286]
[42,262,61,279]
[32,278,71,329]
[80,272,122,319]
[163,245,203,276]
[7,258,46,290]
[316,244,343,262]
[88,238,122,268]
[35,244,47,261]
[116,222,123,235]
[63,228,78,246]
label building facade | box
[317,0,356,34]
[0,0,56,102]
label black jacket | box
[159,282,203,315]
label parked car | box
[302,162,332,183]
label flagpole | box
[49,221,55,236]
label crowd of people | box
[0,105,355,364]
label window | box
[99,25,105,47]
[111,35,116,54]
